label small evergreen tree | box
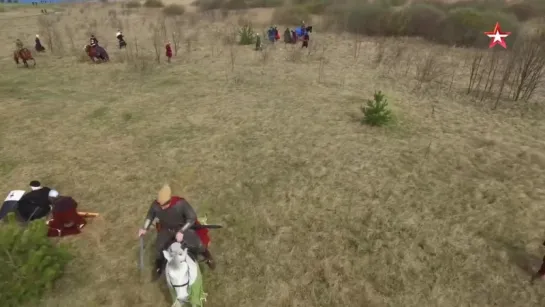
[361,91,393,126]
[238,24,256,45]
[0,213,71,307]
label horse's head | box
[163,242,191,304]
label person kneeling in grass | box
[46,190,87,237]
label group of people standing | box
[255,22,311,50]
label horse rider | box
[302,31,310,48]
[137,184,215,281]
[35,34,45,52]
[90,34,98,47]
[116,30,126,49]
[15,39,24,53]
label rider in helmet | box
[137,184,215,281]
[90,35,98,47]
[116,30,126,49]
[15,39,24,52]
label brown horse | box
[13,48,36,68]
[84,44,109,63]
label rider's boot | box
[152,258,165,281]
[202,249,216,270]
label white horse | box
[163,242,206,307]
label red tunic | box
[46,196,87,237]
[165,44,173,58]
[155,196,211,248]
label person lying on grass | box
[46,190,87,237]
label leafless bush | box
[259,46,272,65]
[229,44,237,71]
[144,0,164,8]
[464,29,545,108]
[108,9,123,28]
[168,17,184,56]
[384,40,407,75]
[352,34,362,60]
[37,16,64,55]
[478,50,503,102]
[373,38,386,68]
[86,19,98,38]
[415,50,444,88]
[317,44,329,83]
[467,51,485,94]
[222,26,239,45]
[163,4,185,16]
[124,0,141,8]
[508,30,545,102]
[271,6,310,26]
[151,24,163,63]
[64,24,76,52]
[287,46,303,63]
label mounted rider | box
[15,39,24,53]
[35,34,45,52]
[89,34,98,47]
[116,30,126,49]
[138,184,215,281]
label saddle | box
[16,48,31,59]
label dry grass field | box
[2,1,545,306]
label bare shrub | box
[151,25,163,63]
[271,6,310,26]
[373,38,386,68]
[248,0,284,8]
[144,0,164,8]
[317,44,328,83]
[64,24,76,52]
[287,46,303,62]
[463,29,545,107]
[169,16,184,55]
[467,51,485,94]
[228,44,237,71]
[163,4,185,16]
[37,16,64,55]
[195,0,223,11]
[383,39,407,75]
[415,50,444,88]
[509,30,545,102]
[124,0,141,8]
[224,0,248,10]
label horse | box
[84,44,109,63]
[13,48,36,68]
[163,242,206,307]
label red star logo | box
[484,22,511,49]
